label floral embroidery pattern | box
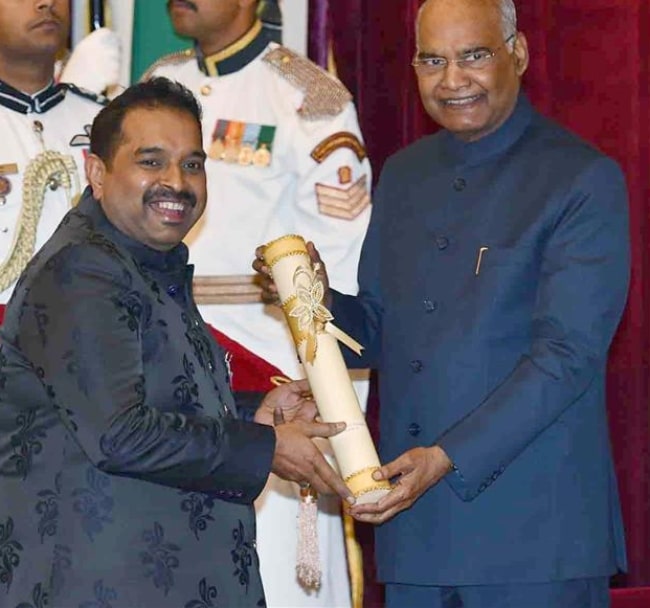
[180,493,215,540]
[132,260,165,305]
[99,376,145,458]
[286,265,333,364]
[63,330,94,396]
[33,303,49,347]
[184,577,218,608]
[173,355,202,413]
[112,289,152,333]
[36,472,62,542]
[182,313,216,373]
[71,467,114,541]
[140,522,180,596]
[0,517,23,592]
[231,520,255,591]
[7,409,46,479]
[35,366,78,433]
[142,319,169,363]
[0,347,7,391]
[50,544,72,597]
[289,266,333,331]
[86,233,126,263]
[15,582,48,608]
[78,579,118,608]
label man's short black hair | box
[90,77,203,167]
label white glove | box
[59,27,122,95]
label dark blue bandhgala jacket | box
[332,95,630,586]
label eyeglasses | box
[412,35,516,76]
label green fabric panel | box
[130,2,190,82]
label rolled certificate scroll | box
[262,234,391,504]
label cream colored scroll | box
[263,235,390,504]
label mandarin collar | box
[195,19,271,77]
[441,93,534,167]
[0,78,67,114]
[77,187,190,273]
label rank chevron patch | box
[315,174,370,220]
[69,125,92,147]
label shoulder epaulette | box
[262,46,352,121]
[140,49,196,82]
[63,83,108,106]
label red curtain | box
[311,0,650,590]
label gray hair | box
[417,0,518,41]
[499,0,517,40]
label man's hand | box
[272,419,354,503]
[253,241,331,309]
[254,379,316,426]
[348,445,453,524]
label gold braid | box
[0,151,80,292]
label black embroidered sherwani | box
[0,188,275,607]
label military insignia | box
[252,144,272,168]
[238,123,262,166]
[263,46,352,120]
[0,164,18,205]
[223,121,245,164]
[238,144,255,166]
[0,176,12,201]
[315,174,370,220]
[209,119,276,167]
[70,125,92,147]
[140,48,195,83]
[0,163,18,177]
[311,132,367,164]
[208,119,228,160]
[64,83,109,106]
[338,166,352,185]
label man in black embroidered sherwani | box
[0,77,351,608]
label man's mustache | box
[143,186,197,208]
[167,0,198,12]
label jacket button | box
[453,177,466,191]
[409,359,423,373]
[423,299,438,313]
[408,423,421,436]
[436,236,449,250]
[166,284,179,296]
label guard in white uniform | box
[147,6,372,607]
[0,0,105,305]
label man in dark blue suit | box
[254,0,630,606]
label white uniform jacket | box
[0,80,104,302]
[148,21,371,608]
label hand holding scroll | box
[254,241,330,308]
[271,418,354,502]
[254,379,317,426]
[349,445,454,524]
